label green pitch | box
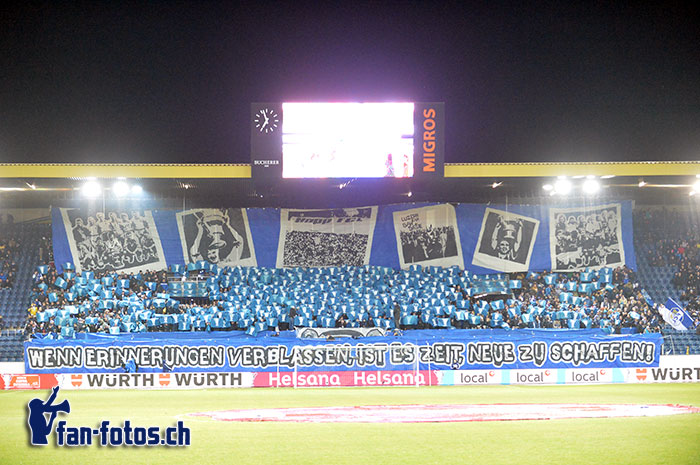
[2,384,699,465]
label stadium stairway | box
[0,223,48,361]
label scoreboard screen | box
[283,102,414,178]
[251,102,443,180]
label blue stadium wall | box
[51,201,635,274]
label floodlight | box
[582,179,600,195]
[81,181,102,198]
[553,178,572,195]
[112,181,129,197]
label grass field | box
[1,384,699,465]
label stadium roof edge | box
[0,163,251,178]
[444,161,700,177]
[0,161,699,178]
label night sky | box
[1,1,699,165]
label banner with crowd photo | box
[549,203,625,272]
[392,204,463,269]
[176,208,257,267]
[24,329,662,374]
[58,208,167,274]
[276,207,378,268]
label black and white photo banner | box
[393,204,463,269]
[61,208,166,274]
[176,208,257,267]
[549,203,625,271]
[472,208,540,272]
[276,207,378,268]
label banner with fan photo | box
[392,204,463,269]
[276,207,378,268]
[549,203,625,271]
[58,208,167,274]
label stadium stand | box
[633,207,689,304]
[1,207,700,361]
[0,224,49,326]
[0,227,19,289]
[20,261,661,339]
[0,330,24,362]
[662,329,700,355]
[634,207,700,353]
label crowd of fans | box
[282,231,369,267]
[21,258,665,339]
[0,224,24,331]
[635,207,700,267]
[634,207,700,327]
[463,266,658,332]
[25,264,171,338]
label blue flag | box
[660,298,695,330]
[124,359,137,373]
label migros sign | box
[421,107,438,173]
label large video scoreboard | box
[251,102,444,180]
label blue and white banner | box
[660,298,695,330]
[25,329,662,374]
[52,201,636,274]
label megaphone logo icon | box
[27,386,71,445]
